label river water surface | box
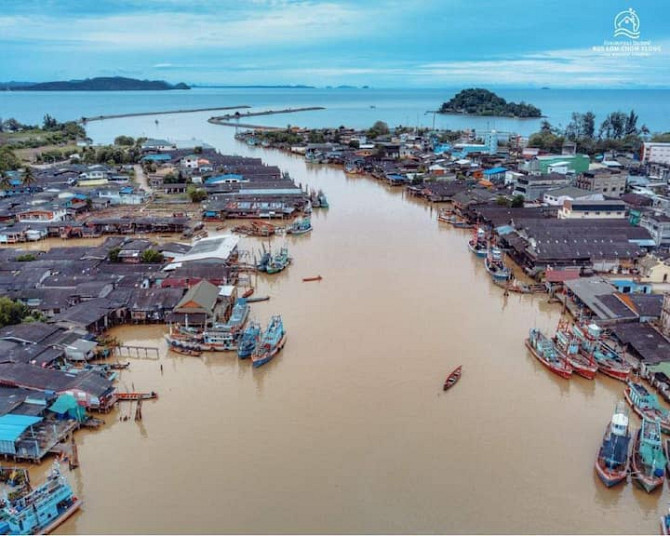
[36,114,663,534]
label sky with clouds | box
[1,0,668,87]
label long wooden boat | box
[525,328,572,380]
[624,382,670,435]
[302,275,323,282]
[554,326,597,380]
[594,401,631,487]
[170,346,203,357]
[117,391,158,401]
[242,288,255,298]
[630,418,666,493]
[443,366,462,391]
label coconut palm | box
[0,173,11,190]
[22,166,36,187]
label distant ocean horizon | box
[2,87,670,137]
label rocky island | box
[438,88,542,118]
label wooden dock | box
[114,345,160,360]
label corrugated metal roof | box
[0,414,42,442]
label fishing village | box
[1,94,670,532]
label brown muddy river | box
[37,113,661,533]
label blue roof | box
[142,154,171,162]
[206,174,243,184]
[0,414,42,442]
[484,167,507,175]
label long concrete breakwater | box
[208,106,326,129]
[81,105,251,123]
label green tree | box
[140,249,164,264]
[510,195,525,208]
[367,121,390,139]
[114,135,135,146]
[0,146,21,173]
[108,247,121,263]
[22,167,36,186]
[0,297,31,328]
[42,114,58,130]
[187,185,207,202]
[16,253,36,262]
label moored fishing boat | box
[467,228,488,258]
[266,246,290,274]
[525,328,572,379]
[594,401,631,487]
[624,381,670,434]
[0,462,82,535]
[256,250,271,272]
[485,247,512,281]
[215,298,249,334]
[630,418,666,493]
[437,208,454,223]
[554,322,597,380]
[572,323,631,382]
[251,315,287,368]
[443,366,462,391]
[287,216,313,235]
[237,321,261,359]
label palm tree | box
[22,166,35,187]
[0,173,11,190]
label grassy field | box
[14,144,80,163]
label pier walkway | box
[81,105,251,123]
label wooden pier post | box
[135,399,143,421]
[69,435,79,470]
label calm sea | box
[1,87,670,137]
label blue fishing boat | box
[256,250,271,272]
[0,462,82,535]
[594,401,631,487]
[212,298,249,334]
[661,505,670,536]
[467,228,488,258]
[237,321,261,359]
[630,418,666,493]
[251,315,287,368]
[287,216,313,235]
[485,247,511,281]
[266,246,290,274]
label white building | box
[643,142,670,165]
[558,200,627,219]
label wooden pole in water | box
[69,435,79,470]
[135,399,143,421]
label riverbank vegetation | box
[439,88,542,118]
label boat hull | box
[594,460,628,487]
[630,429,665,493]
[596,363,631,382]
[40,497,83,535]
[566,356,598,380]
[467,241,487,258]
[624,388,670,435]
[485,259,511,281]
[252,333,287,368]
[525,339,572,379]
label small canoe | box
[242,288,255,298]
[303,275,323,282]
[247,296,270,303]
[443,366,462,391]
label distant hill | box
[439,88,542,118]
[7,77,190,91]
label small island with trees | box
[438,88,542,118]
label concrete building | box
[542,186,601,206]
[575,171,627,198]
[643,142,670,166]
[558,200,627,219]
[639,211,670,248]
[513,173,571,201]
